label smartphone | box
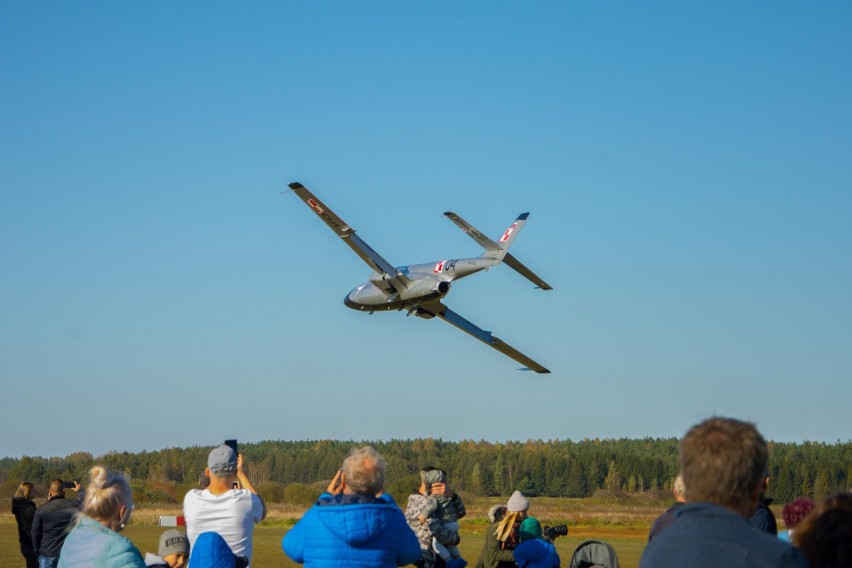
[63,481,76,489]
[224,439,238,456]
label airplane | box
[288,182,553,374]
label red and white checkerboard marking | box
[499,223,518,242]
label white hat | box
[507,490,529,512]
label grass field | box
[0,496,663,567]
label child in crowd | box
[144,529,189,568]
[513,517,560,568]
[417,468,467,568]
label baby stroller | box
[568,540,620,568]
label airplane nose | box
[343,292,359,310]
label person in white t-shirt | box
[183,444,266,565]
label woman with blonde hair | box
[57,465,146,568]
[475,490,530,568]
[12,481,38,568]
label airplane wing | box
[289,182,410,292]
[419,300,550,374]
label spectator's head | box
[519,517,543,542]
[48,479,65,498]
[207,444,238,479]
[495,490,531,543]
[672,474,686,503]
[782,497,816,532]
[78,465,134,532]
[159,529,189,568]
[15,481,35,500]
[420,467,447,494]
[679,416,767,516]
[507,490,530,518]
[793,493,852,568]
[342,446,385,496]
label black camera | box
[63,481,77,489]
[543,524,568,542]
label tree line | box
[2,438,849,505]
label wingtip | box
[519,366,551,374]
[288,182,304,190]
[517,212,530,220]
[443,211,454,216]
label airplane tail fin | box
[443,211,552,290]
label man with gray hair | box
[640,417,808,568]
[183,444,266,566]
[647,474,686,541]
[283,445,421,567]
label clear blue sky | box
[2,2,851,459]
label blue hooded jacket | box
[189,531,236,568]
[282,492,421,567]
[513,539,560,568]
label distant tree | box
[604,461,621,491]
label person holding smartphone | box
[282,446,420,567]
[183,442,266,567]
[31,479,81,568]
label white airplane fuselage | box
[344,257,497,312]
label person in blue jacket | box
[512,517,559,568]
[282,446,421,567]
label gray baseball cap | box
[208,444,237,475]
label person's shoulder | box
[105,533,146,567]
[749,532,809,567]
[406,492,425,504]
[379,492,398,506]
[183,488,211,501]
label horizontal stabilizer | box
[503,253,553,290]
[444,211,502,253]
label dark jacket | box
[282,492,421,567]
[475,506,518,568]
[32,495,79,557]
[640,502,808,568]
[749,496,778,535]
[648,501,685,541]
[13,497,37,543]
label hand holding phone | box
[327,469,345,495]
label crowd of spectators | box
[10,418,852,567]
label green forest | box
[2,438,849,505]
